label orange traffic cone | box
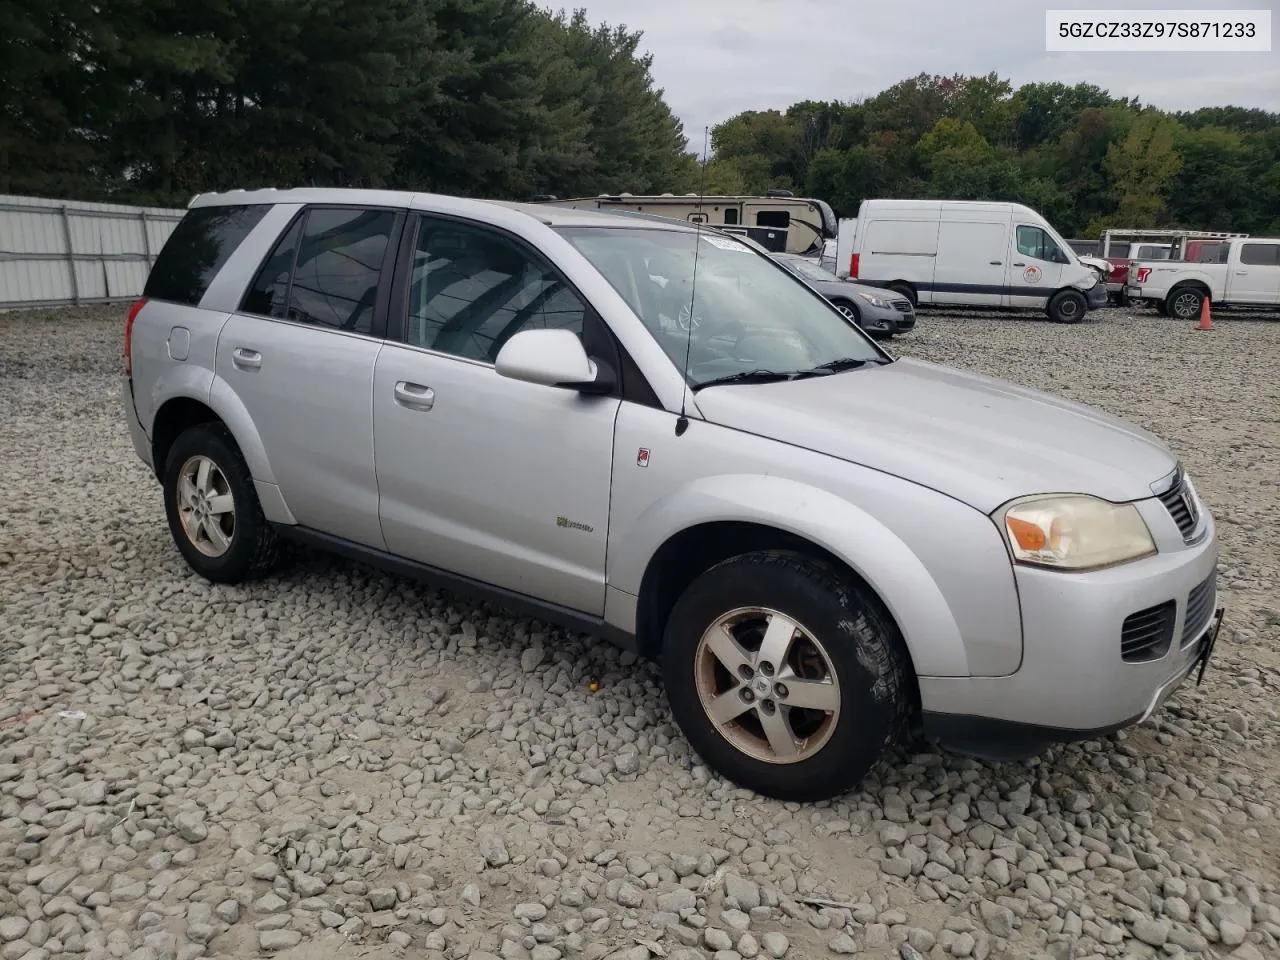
[1196,297,1213,331]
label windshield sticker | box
[701,234,751,252]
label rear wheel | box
[660,551,913,802]
[1168,286,1205,321]
[162,424,280,584]
[886,282,916,307]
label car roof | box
[186,187,705,234]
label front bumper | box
[863,301,915,334]
[920,497,1220,759]
[1086,281,1109,309]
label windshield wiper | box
[800,356,890,375]
[692,369,799,391]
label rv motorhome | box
[533,191,836,256]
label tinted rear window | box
[144,204,271,305]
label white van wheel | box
[887,283,916,307]
[1048,289,1086,324]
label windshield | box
[556,226,886,387]
[782,257,836,283]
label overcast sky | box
[576,0,1279,153]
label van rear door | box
[933,218,1009,307]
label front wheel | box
[830,299,862,328]
[660,551,914,802]
[1048,289,1087,324]
[162,424,280,584]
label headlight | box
[995,494,1156,571]
[857,292,890,308]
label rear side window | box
[1240,243,1280,266]
[144,205,270,306]
[241,207,395,335]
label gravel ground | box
[1,303,1277,960]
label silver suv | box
[122,188,1224,802]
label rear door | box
[1229,241,1280,304]
[215,204,404,549]
[932,218,1009,307]
[1006,223,1067,308]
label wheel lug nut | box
[774,682,788,699]
[760,662,774,677]
[761,699,776,714]
[740,687,754,703]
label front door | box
[215,204,402,550]
[1006,223,1067,309]
[373,214,621,614]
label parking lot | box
[1,304,1277,960]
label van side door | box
[1005,223,1068,309]
[932,218,1009,307]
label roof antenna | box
[675,125,710,438]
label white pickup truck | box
[1125,237,1280,319]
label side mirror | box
[494,328,616,395]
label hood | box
[692,357,1177,513]
[809,277,899,302]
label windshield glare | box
[784,257,836,283]
[555,226,884,386]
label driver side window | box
[1016,225,1067,264]
[406,218,587,364]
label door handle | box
[989,261,1002,265]
[232,347,262,369]
[1012,262,1026,267]
[1235,270,1248,275]
[394,380,434,410]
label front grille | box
[1121,600,1176,663]
[1182,571,1216,646]
[891,300,912,312]
[1157,474,1199,540]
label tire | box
[660,550,914,802]
[1048,289,1087,324]
[887,282,917,307]
[162,423,280,584]
[829,299,861,327]
[1167,286,1204,321]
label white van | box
[840,200,1108,323]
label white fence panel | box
[0,194,187,310]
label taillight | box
[1137,267,1151,283]
[124,298,147,376]
[849,253,860,279]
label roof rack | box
[1101,228,1249,240]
